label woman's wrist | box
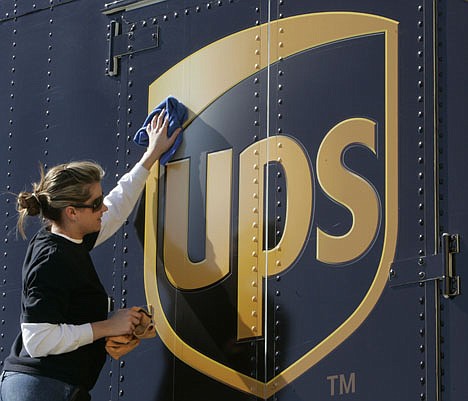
[91,320,110,341]
[140,150,162,171]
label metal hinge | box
[389,233,461,298]
[106,19,160,77]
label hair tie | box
[31,192,41,207]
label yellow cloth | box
[105,306,156,360]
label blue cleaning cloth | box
[133,96,188,165]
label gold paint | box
[164,150,232,289]
[316,118,379,264]
[144,11,398,399]
[237,136,312,340]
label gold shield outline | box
[143,12,398,398]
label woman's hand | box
[91,308,142,340]
[140,109,182,170]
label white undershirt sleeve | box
[21,322,94,358]
[95,162,150,247]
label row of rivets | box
[245,20,263,337]
[417,6,426,399]
[273,2,286,381]
[106,0,235,46]
[1,7,19,366]
[43,14,54,169]
[436,1,447,396]
[416,3,425,266]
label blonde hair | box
[17,161,105,238]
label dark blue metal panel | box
[438,1,468,401]
[0,2,121,400]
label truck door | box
[101,1,467,400]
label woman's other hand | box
[91,308,143,340]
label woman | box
[0,112,180,401]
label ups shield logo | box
[143,12,398,398]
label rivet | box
[252,251,257,257]
[253,193,258,199]
[251,310,257,317]
[252,222,258,228]
[255,49,260,55]
[253,178,258,184]
[251,266,257,272]
[255,35,260,41]
[278,42,283,47]
[251,326,257,332]
[276,260,281,267]
[252,207,258,213]
[419,272,425,279]
[277,157,282,163]
[254,63,260,69]
[252,296,257,302]
[251,281,257,287]
[252,236,257,242]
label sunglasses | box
[71,194,104,213]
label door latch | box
[107,19,160,77]
[389,233,461,298]
[441,233,460,298]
